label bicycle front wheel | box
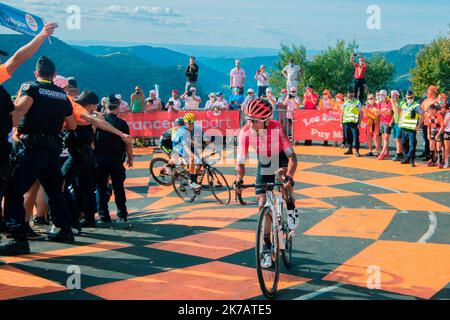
[149,157,173,186]
[256,206,280,299]
[281,222,293,269]
[207,167,231,205]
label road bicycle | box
[172,152,231,205]
[234,182,295,299]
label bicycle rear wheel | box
[149,157,172,186]
[256,207,280,299]
[173,168,197,203]
[207,167,231,205]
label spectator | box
[319,89,335,111]
[350,53,368,102]
[212,92,229,110]
[420,85,438,161]
[443,99,450,169]
[399,90,423,167]
[390,90,404,161]
[275,89,288,127]
[181,87,202,110]
[255,65,269,98]
[282,58,302,91]
[264,88,277,107]
[130,86,145,114]
[67,77,80,98]
[342,88,362,157]
[303,85,318,145]
[334,93,347,147]
[362,93,381,157]
[283,87,301,140]
[145,90,162,113]
[98,97,108,114]
[303,85,318,110]
[230,59,246,93]
[166,90,182,112]
[205,92,216,110]
[228,87,245,110]
[243,88,256,108]
[377,90,394,160]
[185,56,199,92]
[115,94,129,114]
[426,104,445,168]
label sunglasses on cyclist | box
[246,117,267,124]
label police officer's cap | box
[406,90,414,96]
[76,91,99,106]
[36,56,56,76]
[107,95,120,108]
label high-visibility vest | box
[342,99,360,124]
[399,101,420,130]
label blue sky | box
[1,0,449,51]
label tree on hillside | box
[270,40,394,98]
[307,40,356,94]
[269,44,308,94]
[411,31,450,95]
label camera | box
[289,94,295,99]
[169,101,174,106]
[187,91,193,97]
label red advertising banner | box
[120,110,241,137]
[293,110,368,143]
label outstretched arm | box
[5,23,58,75]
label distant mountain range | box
[0,35,424,102]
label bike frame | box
[264,188,285,253]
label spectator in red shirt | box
[302,85,318,146]
[350,53,368,102]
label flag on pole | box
[0,3,45,37]
[155,84,160,99]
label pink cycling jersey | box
[237,120,294,164]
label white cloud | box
[23,0,60,5]
[102,5,180,18]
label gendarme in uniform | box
[1,56,75,255]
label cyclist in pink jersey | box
[235,99,299,230]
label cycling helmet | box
[183,113,196,123]
[174,117,185,126]
[244,99,273,121]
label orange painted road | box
[0,145,449,300]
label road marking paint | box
[358,181,401,194]
[294,283,345,300]
[417,211,437,243]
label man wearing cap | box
[166,90,182,112]
[341,88,362,157]
[243,89,256,109]
[0,23,58,85]
[185,56,199,92]
[282,58,303,91]
[230,59,246,94]
[115,94,129,115]
[0,56,77,255]
[351,53,368,102]
[181,87,202,110]
[145,90,162,113]
[94,95,133,224]
[212,92,229,110]
[275,89,288,127]
[399,90,423,167]
[255,65,270,98]
[62,91,132,229]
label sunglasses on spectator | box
[406,96,414,100]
